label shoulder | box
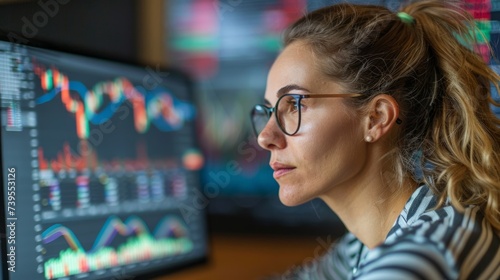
[359,205,500,279]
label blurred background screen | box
[165,0,500,235]
[166,0,346,235]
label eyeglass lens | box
[251,95,302,136]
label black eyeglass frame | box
[251,93,363,136]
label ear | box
[364,94,400,142]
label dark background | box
[0,0,138,62]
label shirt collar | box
[385,184,438,242]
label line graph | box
[33,63,195,139]
[42,215,193,279]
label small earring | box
[365,136,373,142]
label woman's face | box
[258,41,368,206]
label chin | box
[279,198,301,207]
[278,186,310,207]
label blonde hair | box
[284,0,500,231]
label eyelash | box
[285,97,304,112]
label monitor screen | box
[0,39,208,279]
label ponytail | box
[402,0,500,231]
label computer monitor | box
[0,38,208,279]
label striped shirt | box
[284,185,500,279]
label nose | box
[257,116,286,151]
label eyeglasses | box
[251,93,362,136]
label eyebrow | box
[277,84,310,97]
[264,84,310,105]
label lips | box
[270,162,296,179]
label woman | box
[251,1,500,279]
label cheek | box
[276,107,365,205]
[298,110,365,180]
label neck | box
[321,173,416,249]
